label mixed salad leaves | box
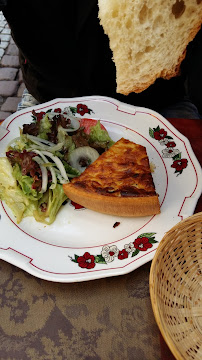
[0,105,114,224]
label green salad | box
[0,105,114,224]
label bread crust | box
[63,138,160,217]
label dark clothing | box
[1,1,117,103]
[0,0,201,114]
[184,27,202,115]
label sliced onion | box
[41,151,69,181]
[31,150,57,189]
[27,134,56,147]
[47,111,80,132]
[69,146,99,173]
[59,116,80,132]
[33,156,48,193]
[28,142,64,152]
[45,142,64,152]
[56,172,69,184]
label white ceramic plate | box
[0,96,201,282]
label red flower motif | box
[166,141,176,148]
[118,249,129,260]
[133,237,152,251]
[77,252,95,269]
[36,111,46,121]
[77,103,89,116]
[154,129,167,140]
[171,159,188,172]
[54,108,61,113]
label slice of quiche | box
[63,138,160,217]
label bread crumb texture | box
[98,0,202,94]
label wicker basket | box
[150,212,202,360]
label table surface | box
[0,117,201,360]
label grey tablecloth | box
[0,260,161,360]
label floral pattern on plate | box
[70,233,158,269]
[149,125,188,175]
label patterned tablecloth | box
[0,118,201,360]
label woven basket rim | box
[149,212,202,360]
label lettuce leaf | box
[89,121,114,149]
[0,158,67,225]
[62,161,80,177]
[33,184,67,225]
[57,125,75,153]
[0,158,37,223]
[38,113,52,139]
[9,132,31,151]
[12,163,43,201]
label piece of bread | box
[63,138,160,217]
[98,0,202,95]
